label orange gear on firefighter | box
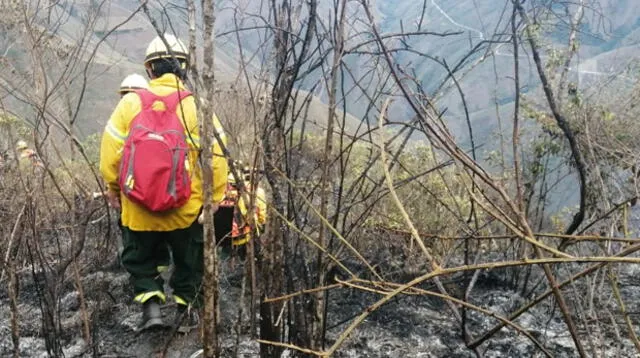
[218,161,267,249]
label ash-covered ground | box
[3,254,640,358]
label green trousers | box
[118,218,171,271]
[121,220,204,307]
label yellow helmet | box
[118,74,148,94]
[144,33,189,66]
[15,140,28,151]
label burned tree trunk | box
[201,0,220,357]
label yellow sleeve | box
[211,112,228,203]
[236,186,267,225]
[99,96,134,192]
[256,187,267,225]
[237,195,248,216]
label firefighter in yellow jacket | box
[233,166,267,247]
[16,140,43,168]
[99,34,228,332]
[217,163,267,258]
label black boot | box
[136,298,165,332]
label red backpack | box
[119,89,193,212]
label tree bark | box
[187,0,199,96]
[314,0,339,350]
[201,0,219,357]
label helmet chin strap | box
[144,65,153,80]
[145,66,156,80]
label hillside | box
[3,0,637,143]
[0,0,267,139]
[371,0,640,145]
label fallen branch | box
[339,278,552,357]
[264,284,342,304]
[256,339,326,357]
[469,242,640,348]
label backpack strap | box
[134,89,192,111]
[135,89,159,109]
[162,90,193,112]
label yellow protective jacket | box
[99,74,228,231]
[232,184,267,245]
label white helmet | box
[144,33,189,66]
[118,74,148,94]
[16,140,28,151]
